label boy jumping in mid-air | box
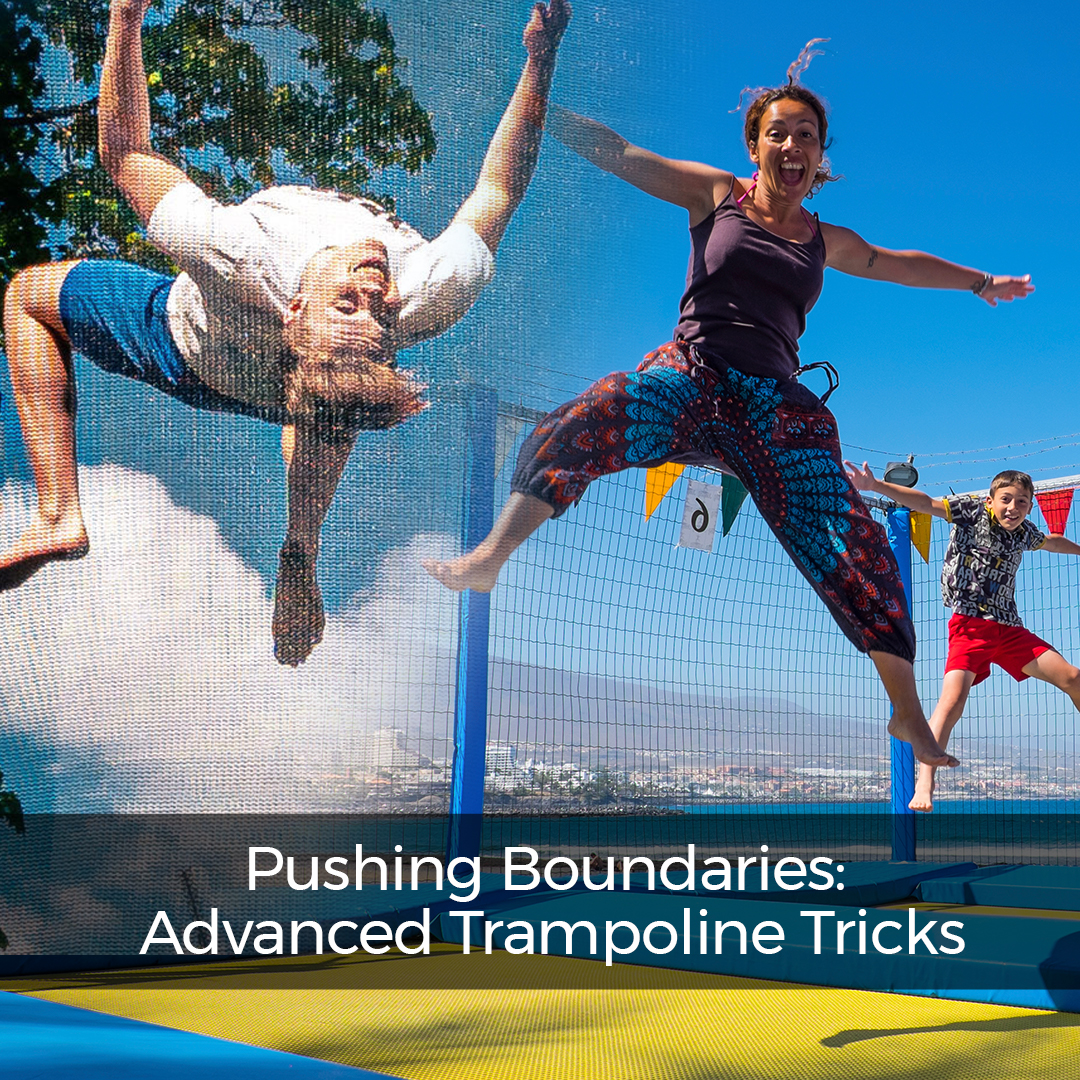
[846,464,1080,811]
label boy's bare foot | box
[0,514,89,592]
[887,713,959,769]
[908,777,935,813]
[422,553,500,593]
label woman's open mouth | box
[779,161,806,186]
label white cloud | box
[0,465,460,811]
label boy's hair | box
[989,470,1035,500]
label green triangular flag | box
[721,475,749,536]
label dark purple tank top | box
[674,183,826,381]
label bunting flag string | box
[645,470,1077,557]
[1036,487,1075,536]
[645,466,752,539]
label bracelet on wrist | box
[972,271,993,296]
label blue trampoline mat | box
[916,865,1080,910]
[1,992,401,1079]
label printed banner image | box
[4,1,1080,1078]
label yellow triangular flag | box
[644,463,685,520]
[910,511,932,564]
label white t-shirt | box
[146,183,494,407]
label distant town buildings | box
[310,728,1078,811]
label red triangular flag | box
[1036,488,1075,535]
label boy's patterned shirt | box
[940,494,1045,626]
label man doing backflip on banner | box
[1,0,570,665]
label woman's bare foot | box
[423,494,553,593]
[422,552,501,593]
[887,711,959,768]
[0,512,89,592]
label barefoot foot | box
[909,762,938,812]
[422,554,500,593]
[888,714,959,769]
[0,515,89,593]
[908,785,935,813]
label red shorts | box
[946,612,1054,685]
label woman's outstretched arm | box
[546,105,729,223]
[821,222,1034,306]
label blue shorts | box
[58,260,285,424]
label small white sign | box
[678,479,721,551]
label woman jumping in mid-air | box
[424,41,1033,767]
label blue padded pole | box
[447,387,498,865]
[885,508,917,861]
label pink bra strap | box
[736,171,758,205]
[737,172,819,235]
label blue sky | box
[377,0,1079,492]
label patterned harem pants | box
[510,340,916,662]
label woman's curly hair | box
[738,39,838,197]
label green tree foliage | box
[0,0,58,282]
[0,0,436,281]
[581,767,619,807]
[0,771,24,838]
[0,770,25,951]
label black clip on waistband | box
[793,361,839,406]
